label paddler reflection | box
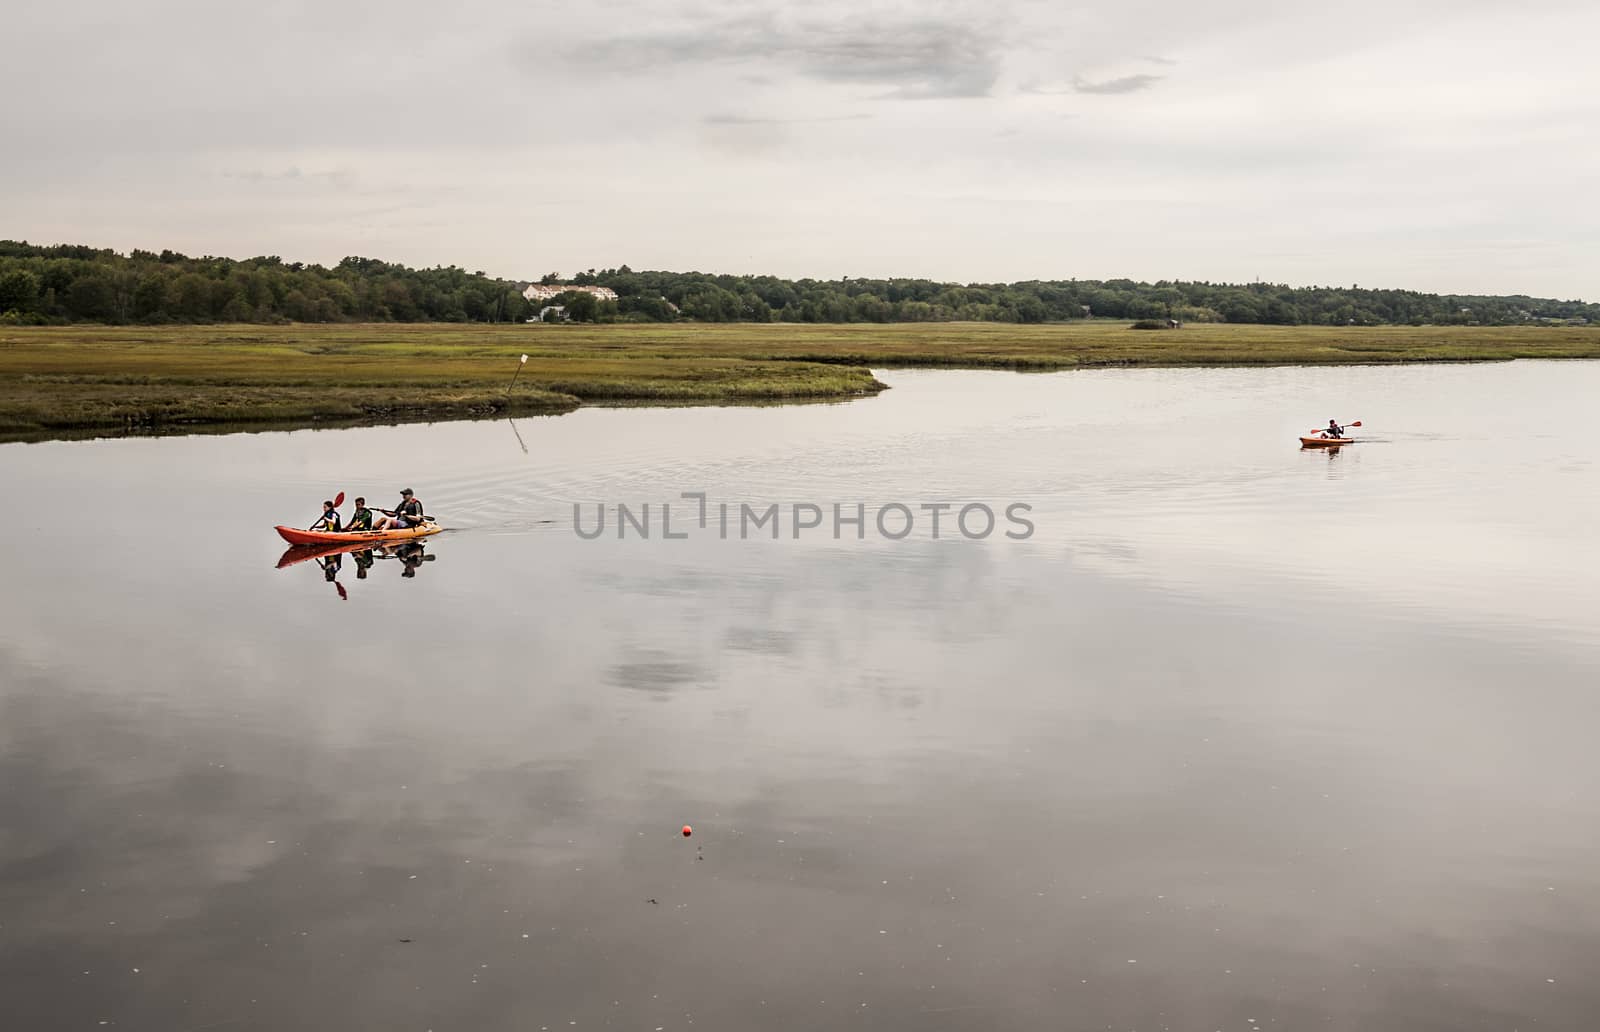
[317,550,349,600]
[391,541,433,578]
[275,538,438,591]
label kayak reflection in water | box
[275,540,437,590]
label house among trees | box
[6,242,1600,328]
[522,284,618,303]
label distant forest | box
[2,240,1595,328]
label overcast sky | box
[5,0,1598,296]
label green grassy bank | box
[2,322,1596,441]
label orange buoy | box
[682,825,693,837]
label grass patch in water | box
[2,322,1595,440]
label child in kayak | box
[346,497,374,532]
[373,488,425,530]
[310,500,342,533]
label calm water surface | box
[2,362,1598,1031]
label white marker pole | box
[506,353,529,397]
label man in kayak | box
[346,497,374,532]
[373,488,426,531]
[1324,419,1344,439]
[310,499,342,533]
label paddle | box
[307,491,347,531]
[1307,420,1361,435]
[377,507,432,521]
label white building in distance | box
[523,284,618,303]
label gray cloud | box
[703,113,872,126]
[1072,73,1164,95]
[4,0,1598,297]
[568,12,1003,99]
[221,167,355,189]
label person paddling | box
[1324,418,1344,439]
[346,497,374,532]
[373,488,425,531]
[309,499,342,532]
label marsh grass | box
[2,322,1596,440]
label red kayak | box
[1301,420,1362,447]
[274,521,442,546]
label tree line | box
[0,243,535,325]
[562,267,1598,327]
[3,240,1595,327]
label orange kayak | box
[1300,436,1355,447]
[274,521,442,546]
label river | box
[2,361,1597,1030]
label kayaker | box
[346,497,374,532]
[309,500,342,533]
[1325,419,1344,439]
[373,488,425,531]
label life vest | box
[349,507,373,531]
